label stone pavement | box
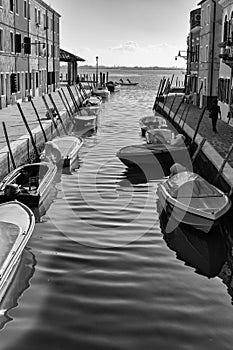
[159,95,233,167]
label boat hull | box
[0,201,35,302]
[157,173,231,233]
[0,162,57,216]
[117,144,190,176]
[74,115,97,135]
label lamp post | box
[175,49,190,94]
[96,56,99,86]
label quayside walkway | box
[157,95,233,166]
[155,94,233,192]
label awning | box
[60,48,85,62]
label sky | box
[49,0,199,68]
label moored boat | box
[41,135,83,172]
[92,85,110,98]
[0,201,35,302]
[0,162,57,211]
[74,114,97,135]
[139,115,168,136]
[157,171,231,233]
[106,81,121,92]
[116,142,190,176]
[119,79,138,86]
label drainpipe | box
[210,0,216,104]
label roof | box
[60,49,85,62]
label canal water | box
[1,69,233,350]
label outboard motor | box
[4,184,20,197]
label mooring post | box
[58,90,75,125]
[191,137,206,164]
[168,94,177,118]
[172,96,185,121]
[153,78,163,111]
[2,121,16,169]
[74,84,84,106]
[213,143,233,184]
[42,95,60,137]
[48,94,68,135]
[67,84,80,113]
[61,88,73,116]
[16,103,40,161]
[190,107,206,146]
[30,99,47,142]
[180,101,191,129]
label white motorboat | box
[92,85,110,98]
[0,201,35,302]
[157,171,231,233]
[41,135,83,172]
[139,115,168,136]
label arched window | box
[231,11,233,40]
[224,15,228,42]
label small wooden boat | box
[0,162,57,210]
[139,115,168,136]
[82,95,102,107]
[106,81,121,92]
[74,114,97,135]
[119,79,138,86]
[116,142,190,176]
[157,171,231,233]
[92,85,110,98]
[41,135,83,172]
[0,201,35,302]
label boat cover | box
[164,171,223,198]
[0,222,20,268]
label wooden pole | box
[58,90,75,125]
[177,103,188,125]
[48,94,68,135]
[190,107,206,146]
[213,143,233,184]
[191,138,206,163]
[2,121,16,169]
[30,99,47,142]
[168,94,177,117]
[16,103,40,161]
[42,95,60,137]
[180,101,191,129]
[61,88,73,116]
[67,84,80,113]
[172,96,185,121]
[153,78,163,111]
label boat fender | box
[169,163,187,177]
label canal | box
[1,69,233,350]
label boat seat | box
[28,176,39,191]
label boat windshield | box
[165,172,223,198]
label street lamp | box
[96,56,99,86]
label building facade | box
[197,0,222,109]
[218,0,233,123]
[0,0,60,108]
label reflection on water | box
[3,69,233,350]
[158,207,227,278]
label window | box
[35,8,37,22]
[206,5,210,25]
[0,0,3,7]
[35,39,37,55]
[0,28,3,51]
[205,45,209,62]
[17,73,20,92]
[38,41,41,56]
[38,9,40,24]
[10,0,13,12]
[24,0,27,18]
[15,0,18,14]
[1,74,4,95]
[51,17,53,31]
[28,2,30,19]
[10,32,14,52]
